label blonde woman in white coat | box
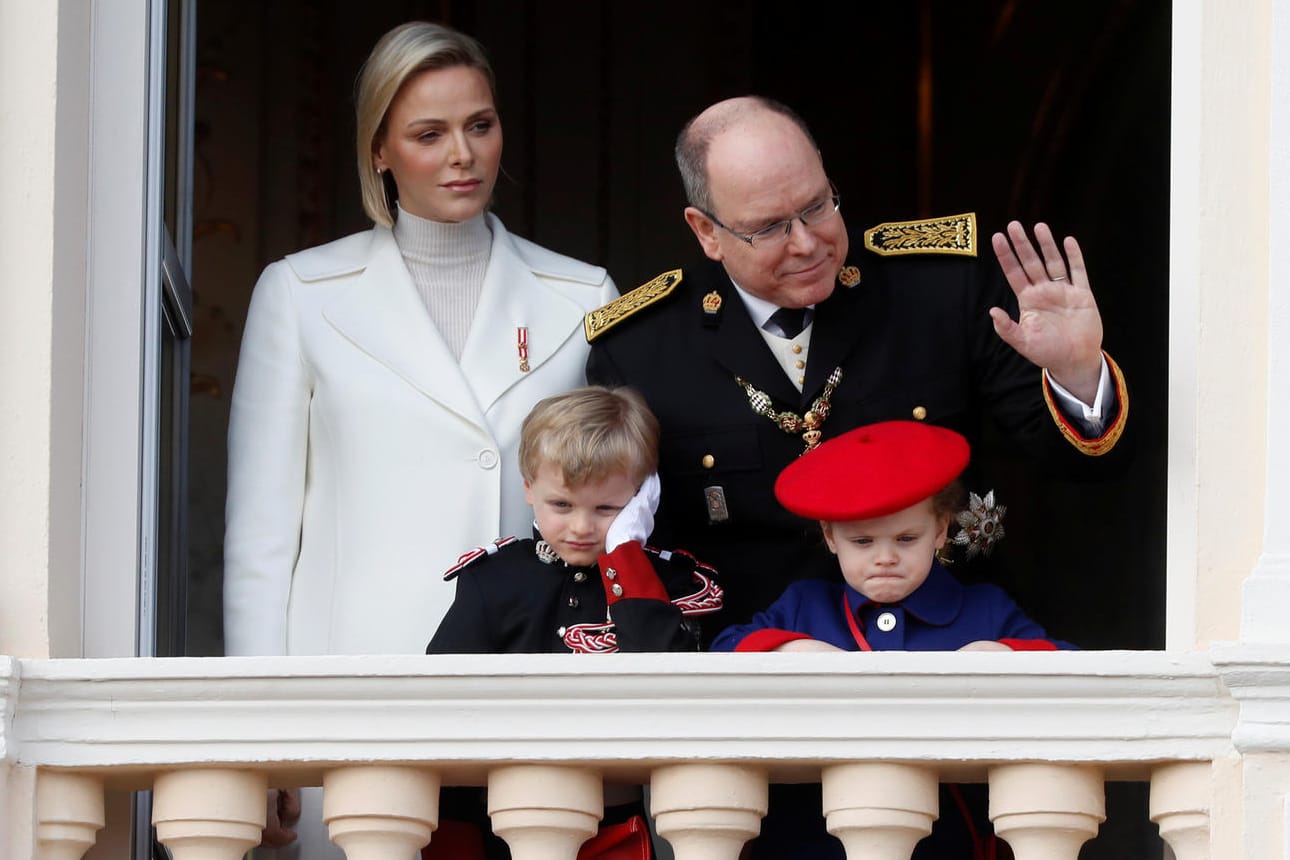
[223,21,614,857]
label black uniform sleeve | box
[597,543,697,652]
[427,573,497,654]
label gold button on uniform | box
[792,345,802,354]
[702,454,715,469]
[795,360,805,369]
[912,406,927,421]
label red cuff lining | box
[735,629,813,652]
[599,542,669,604]
[998,638,1059,651]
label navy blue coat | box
[711,562,1074,652]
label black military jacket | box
[586,231,1129,631]
[427,537,721,654]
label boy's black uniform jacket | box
[427,537,722,655]
[586,228,1131,633]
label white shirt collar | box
[727,278,815,331]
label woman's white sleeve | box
[223,263,311,656]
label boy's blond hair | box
[519,387,659,487]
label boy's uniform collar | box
[530,526,599,570]
[844,561,964,627]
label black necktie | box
[767,307,809,339]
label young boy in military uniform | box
[426,386,722,859]
[429,385,722,656]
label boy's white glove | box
[605,473,660,552]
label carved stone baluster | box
[488,765,602,860]
[322,765,440,860]
[1150,761,1211,860]
[152,768,267,860]
[988,764,1105,860]
[822,763,938,860]
[35,770,105,860]
[650,763,768,860]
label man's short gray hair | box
[674,96,820,213]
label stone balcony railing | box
[5,647,1288,860]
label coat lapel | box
[802,271,881,404]
[701,269,802,408]
[459,217,589,413]
[321,227,486,427]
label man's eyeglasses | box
[702,185,841,249]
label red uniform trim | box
[599,542,669,605]
[1041,350,1129,457]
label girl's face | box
[374,65,502,223]
[821,498,950,604]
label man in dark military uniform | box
[585,96,1128,637]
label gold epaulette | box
[1042,351,1129,456]
[864,212,978,257]
[584,269,683,342]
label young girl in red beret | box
[713,421,1071,860]
[711,419,1071,653]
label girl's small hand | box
[958,640,1012,652]
[775,639,846,653]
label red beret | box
[774,421,970,520]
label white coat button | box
[478,449,499,469]
[876,611,897,632]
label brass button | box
[798,375,805,385]
[701,454,715,469]
[795,359,805,369]
[912,406,927,421]
[792,344,802,354]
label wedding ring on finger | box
[1049,273,1068,282]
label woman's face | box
[374,65,502,223]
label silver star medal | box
[951,490,1007,558]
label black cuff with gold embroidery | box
[1041,351,1128,456]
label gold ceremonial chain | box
[734,367,843,451]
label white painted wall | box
[0,0,92,660]
[1169,0,1274,649]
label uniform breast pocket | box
[660,425,765,526]
[858,372,971,428]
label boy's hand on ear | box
[606,473,661,551]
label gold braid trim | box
[1042,351,1129,456]
[584,269,683,342]
[863,212,978,257]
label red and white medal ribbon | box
[517,326,530,372]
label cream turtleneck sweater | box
[392,205,493,361]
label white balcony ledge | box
[5,651,1236,788]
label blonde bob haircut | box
[355,21,496,227]
[519,387,660,489]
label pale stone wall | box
[0,0,91,660]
